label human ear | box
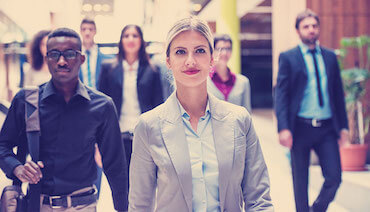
[166,57,171,70]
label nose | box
[57,55,67,66]
[185,53,196,67]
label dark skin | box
[13,36,85,184]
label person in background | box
[128,16,273,212]
[274,9,348,212]
[0,28,128,211]
[23,30,51,86]
[79,18,111,89]
[79,17,109,199]
[98,24,163,183]
[208,34,252,113]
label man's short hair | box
[48,28,82,50]
[214,34,233,49]
[295,9,320,29]
[80,18,96,29]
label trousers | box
[291,119,342,212]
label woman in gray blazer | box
[129,16,273,212]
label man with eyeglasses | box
[0,28,128,212]
[207,34,252,113]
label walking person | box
[274,9,349,212]
[79,17,111,199]
[23,30,51,86]
[208,34,252,113]
[98,24,163,181]
[0,28,128,211]
[128,16,273,212]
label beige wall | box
[272,0,306,86]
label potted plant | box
[338,35,370,171]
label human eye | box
[195,48,206,54]
[175,49,186,55]
[64,50,77,59]
[47,51,60,60]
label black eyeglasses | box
[46,50,82,61]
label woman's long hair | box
[29,30,51,70]
[117,25,150,67]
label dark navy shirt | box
[0,80,128,210]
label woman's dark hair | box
[117,25,150,66]
[29,30,51,70]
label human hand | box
[13,161,44,184]
[338,129,350,147]
[279,129,293,149]
[95,144,103,168]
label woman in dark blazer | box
[98,25,163,174]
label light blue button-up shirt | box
[298,43,332,119]
[177,98,220,212]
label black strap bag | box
[0,87,41,212]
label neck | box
[214,63,229,81]
[125,53,138,65]
[83,42,94,50]
[176,82,208,118]
[51,78,78,103]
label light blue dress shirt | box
[177,98,221,212]
[298,43,332,119]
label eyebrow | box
[173,45,208,50]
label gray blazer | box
[207,74,252,113]
[129,92,273,212]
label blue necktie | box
[309,49,324,107]
[86,50,92,87]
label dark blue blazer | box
[98,59,163,118]
[274,46,348,136]
[79,48,113,88]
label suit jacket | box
[129,92,273,212]
[98,59,163,118]
[208,74,252,113]
[79,48,112,88]
[274,46,348,135]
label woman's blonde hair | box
[165,16,214,57]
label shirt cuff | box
[2,156,22,180]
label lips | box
[56,68,70,72]
[183,69,200,75]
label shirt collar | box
[299,42,321,54]
[123,59,139,71]
[176,96,211,121]
[82,44,98,54]
[210,67,236,85]
[41,80,91,101]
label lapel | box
[136,63,145,87]
[320,47,332,83]
[115,61,124,89]
[95,50,103,87]
[208,94,234,209]
[295,46,308,78]
[159,93,192,211]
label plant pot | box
[340,144,369,171]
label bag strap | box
[24,86,41,212]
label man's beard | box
[302,35,318,45]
